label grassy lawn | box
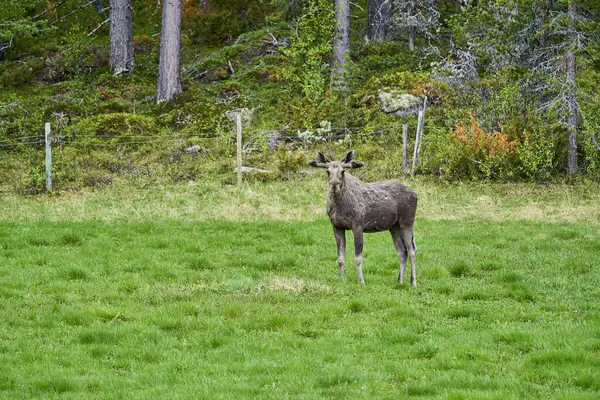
[1,179,600,399]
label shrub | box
[274,145,306,178]
[281,0,334,102]
[65,113,158,143]
[518,128,556,181]
[423,114,519,180]
[0,57,45,87]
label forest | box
[1,0,600,192]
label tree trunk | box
[368,0,395,41]
[157,0,183,103]
[109,0,134,75]
[566,0,578,175]
[331,0,350,92]
[539,5,547,47]
[405,0,415,50]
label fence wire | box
[0,122,453,149]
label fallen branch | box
[48,0,96,27]
[32,0,70,21]
[235,166,272,173]
[88,18,110,37]
[589,134,600,153]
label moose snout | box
[329,179,341,193]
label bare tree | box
[407,0,415,50]
[394,0,439,51]
[109,0,134,75]
[331,0,350,91]
[530,0,584,175]
[157,0,183,103]
[368,0,395,41]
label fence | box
[0,113,442,192]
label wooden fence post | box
[236,113,242,186]
[45,122,52,192]
[402,123,408,177]
[411,97,427,176]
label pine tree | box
[331,0,350,91]
[109,0,134,75]
[157,0,183,103]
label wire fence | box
[1,120,444,192]
[0,122,453,149]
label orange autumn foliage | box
[454,113,517,157]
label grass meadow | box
[1,178,600,399]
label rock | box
[378,90,425,116]
[185,145,201,153]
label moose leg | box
[353,228,365,284]
[390,228,408,283]
[333,227,346,279]
[401,227,417,287]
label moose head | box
[308,151,364,194]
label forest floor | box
[1,179,599,399]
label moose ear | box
[348,160,364,169]
[342,151,364,168]
[308,160,328,168]
[317,152,330,164]
[342,150,355,164]
[309,152,329,168]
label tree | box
[565,0,578,175]
[109,0,134,75]
[281,0,334,101]
[157,0,183,103]
[528,0,590,175]
[368,0,395,42]
[331,0,349,91]
[441,0,598,176]
[0,0,47,56]
[394,0,439,51]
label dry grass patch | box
[259,276,330,295]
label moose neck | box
[328,173,358,208]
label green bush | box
[518,128,556,181]
[281,0,334,102]
[0,57,45,87]
[274,145,306,178]
[65,113,158,143]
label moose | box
[309,151,418,286]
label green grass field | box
[1,179,600,399]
